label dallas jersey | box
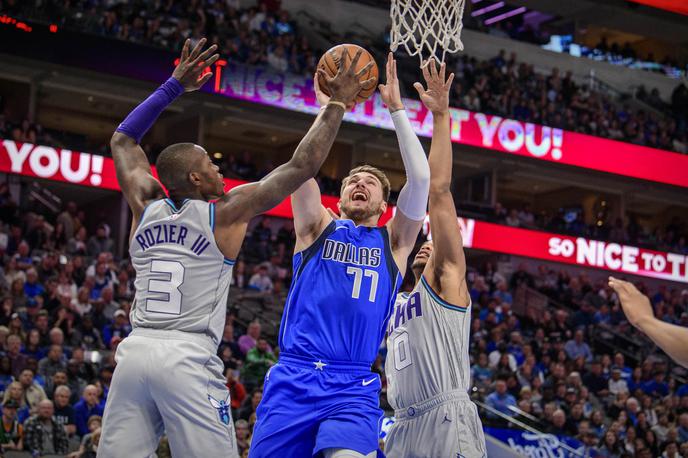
[251,219,403,457]
[385,275,472,409]
[129,198,234,346]
[278,219,402,363]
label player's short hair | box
[155,143,200,191]
[341,165,390,202]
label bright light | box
[213,152,223,160]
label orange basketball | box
[317,44,378,104]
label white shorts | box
[385,390,487,458]
[99,328,238,458]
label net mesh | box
[390,0,466,64]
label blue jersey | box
[278,219,402,364]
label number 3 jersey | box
[129,199,234,347]
[385,276,472,410]
[279,219,402,364]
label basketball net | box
[390,0,465,64]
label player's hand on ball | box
[608,276,655,330]
[172,38,220,92]
[317,48,375,108]
[414,59,454,115]
[378,52,404,112]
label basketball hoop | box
[389,0,466,64]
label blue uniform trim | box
[379,226,400,284]
[420,275,468,312]
[209,202,216,232]
[223,258,235,266]
[138,199,160,225]
[279,352,372,373]
[164,198,190,214]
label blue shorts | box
[249,353,383,457]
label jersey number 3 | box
[346,266,379,302]
[146,259,185,315]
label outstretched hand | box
[316,48,375,108]
[414,59,454,114]
[608,276,655,329]
[173,38,220,92]
[379,52,404,112]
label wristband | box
[327,101,347,111]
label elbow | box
[429,183,451,196]
[110,131,133,150]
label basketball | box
[317,44,378,104]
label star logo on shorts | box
[314,360,327,371]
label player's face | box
[412,241,433,270]
[191,146,225,200]
[338,172,387,222]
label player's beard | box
[341,200,383,223]
[411,257,428,272]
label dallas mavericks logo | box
[208,393,231,425]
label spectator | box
[226,370,247,417]
[235,418,250,456]
[678,413,688,444]
[485,379,517,418]
[238,321,269,355]
[608,368,629,396]
[642,371,670,398]
[241,338,276,392]
[18,369,47,414]
[87,224,113,257]
[248,265,273,292]
[0,399,23,452]
[6,333,27,378]
[564,329,593,363]
[102,309,131,349]
[238,389,262,421]
[583,359,609,398]
[53,385,77,437]
[2,382,30,423]
[24,399,69,455]
[38,345,67,380]
[68,416,101,458]
[73,385,104,437]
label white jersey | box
[129,198,234,347]
[385,275,472,409]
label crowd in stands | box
[461,261,688,457]
[6,0,688,155]
[433,50,688,154]
[0,177,686,456]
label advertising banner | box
[484,427,595,458]
[3,139,685,283]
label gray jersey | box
[129,199,233,346]
[385,275,472,410]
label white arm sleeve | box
[391,109,430,221]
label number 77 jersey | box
[129,199,234,346]
[279,219,402,364]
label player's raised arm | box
[215,50,373,253]
[290,73,344,252]
[380,53,431,271]
[415,60,467,305]
[609,277,688,368]
[111,38,219,224]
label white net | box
[390,0,466,64]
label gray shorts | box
[98,328,238,458]
[385,390,487,458]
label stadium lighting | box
[484,6,527,25]
[471,1,504,17]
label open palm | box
[414,59,454,114]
